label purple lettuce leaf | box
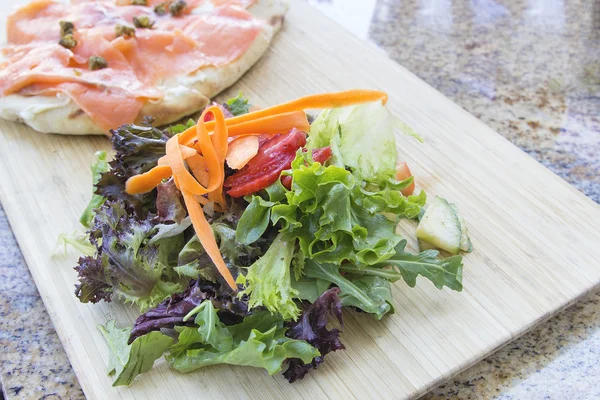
[74,200,186,310]
[156,178,186,224]
[128,279,249,344]
[283,287,345,382]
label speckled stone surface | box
[0,206,85,400]
[1,0,599,399]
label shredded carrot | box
[125,165,172,195]
[123,90,390,292]
[163,136,214,196]
[171,106,236,289]
[186,154,210,187]
[205,107,229,210]
[179,89,387,143]
[226,111,309,138]
[182,190,237,290]
[158,144,197,166]
[226,136,260,169]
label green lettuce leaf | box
[74,201,186,310]
[185,301,234,352]
[307,102,399,182]
[167,308,317,374]
[56,231,95,256]
[225,93,251,116]
[291,276,331,302]
[175,222,260,280]
[80,151,110,227]
[167,119,195,135]
[237,152,424,268]
[98,320,173,387]
[235,196,274,245]
[239,233,300,320]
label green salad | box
[68,90,471,386]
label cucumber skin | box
[416,196,462,255]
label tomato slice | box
[396,161,415,196]
[224,128,307,197]
[281,146,332,189]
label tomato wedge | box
[224,128,307,197]
[396,161,415,196]
[281,146,332,189]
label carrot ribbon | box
[124,90,389,291]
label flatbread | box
[0,0,287,135]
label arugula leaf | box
[303,260,392,319]
[98,321,173,387]
[186,301,233,352]
[169,326,317,374]
[340,240,464,291]
[80,151,110,227]
[225,93,251,116]
[227,311,283,342]
[373,240,464,291]
[240,233,300,320]
[129,279,249,343]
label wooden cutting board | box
[1,1,600,399]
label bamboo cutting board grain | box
[1,1,600,399]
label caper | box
[88,56,108,71]
[59,33,77,49]
[169,0,187,16]
[115,24,136,38]
[133,15,155,29]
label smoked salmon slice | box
[1,0,266,132]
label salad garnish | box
[70,90,471,386]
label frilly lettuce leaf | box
[239,233,300,320]
[98,320,173,387]
[80,151,110,228]
[236,151,425,268]
[155,178,186,224]
[95,121,174,216]
[74,200,186,311]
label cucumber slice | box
[450,203,472,253]
[418,239,437,252]
[416,196,462,255]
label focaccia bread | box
[0,0,287,135]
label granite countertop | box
[1,0,599,399]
